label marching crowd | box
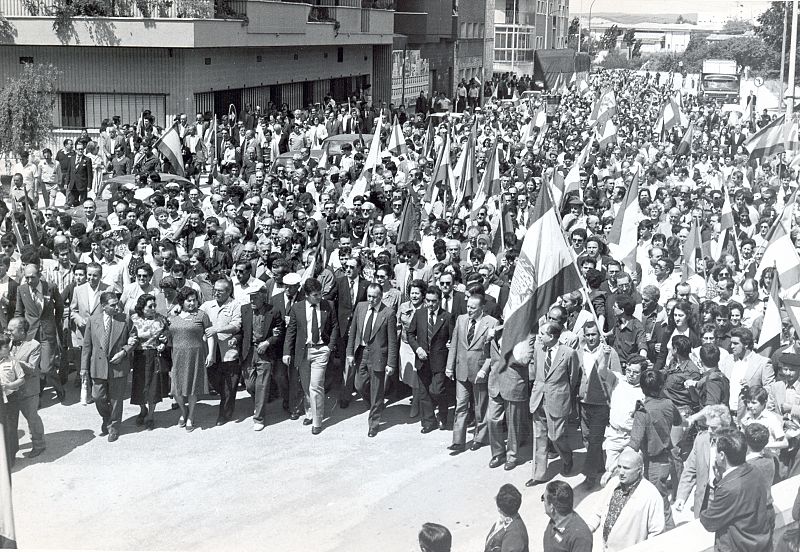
[1,69,800,552]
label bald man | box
[581,448,665,552]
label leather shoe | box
[489,456,506,469]
[368,429,378,438]
[215,417,228,427]
[100,421,109,436]
[525,478,546,487]
[470,441,486,451]
[504,460,517,471]
[290,413,300,420]
[108,431,119,443]
[438,420,446,431]
[447,444,465,454]
[303,418,313,426]
[420,425,436,434]
[23,447,45,458]
[311,426,322,435]
[338,399,350,409]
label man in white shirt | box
[231,259,265,303]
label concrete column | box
[372,44,392,105]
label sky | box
[570,0,772,18]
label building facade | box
[0,0,394,130]
[493,0,569,77]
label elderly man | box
[6,317,44,460]
[201,277,243,426]
[581,448,665,552]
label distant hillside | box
[573,12,698,24]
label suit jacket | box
[241,302,284,362]
[12,338,41,399]
[406,307,452,373]
[69,282,109,347]
[441,290,467,320]
[720,351,775,389]
[82,311,135,380]
[0,278,18,330]
[699,464,772,552]
[393,261,431,301]
[488,336,529,402]
[527,341,580,423]
[677,430,713,518]
[484,516,529,552]
[283,299,338,364]
[65,154,93,192]
[446,314,497,382]
[325,275,369,338]
[15,280,62,344]
[270,290,305,325]
[346,302,398,371]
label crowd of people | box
[1,68,800,551]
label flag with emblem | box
[588,88,617,127]
[596,118,618,150]
[744,115,786,161]
[501,183,582,362]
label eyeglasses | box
[136,274,150,279]
[233,269,247,274]
[344,265,357,270]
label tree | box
[676,14,686,24]
[632,39,642,58]
[600,24,621,50]
[756,1,791,52]
[623,28,636,57]
[0,63,59,155]
[722,17,753,34]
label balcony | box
[394,0,454,43]
[0,0,394,46]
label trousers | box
[298,345,330,427]
[92,376,127,432]
[532,404,572,480]
[452,379,488,446]
[580,402,610,477]
[353,349,385,432]
[207,359,239,421]
[487,394,527,462]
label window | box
[60,92,85,129]
[19,56,33,65]
[337,47,344,62]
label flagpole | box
[787,0,799,121]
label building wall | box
[455,0,490,83]
[0,44,385,125]
[419,41,454,97]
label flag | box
[396,194,422,243]
[153,124,185,177]
[451,129,476,210]
[533,122,549,149]
[588,88,616,127]
[470,140,500,219]
[785,113,800,152]
[562,141,591,203]
[421,117,435,158]
[661,96,682,132]
[344,115,382,208]
[578,78,591,98]
[675,121,695,157]
[501,183,582,362]
[744,115,786,161]
[0,412,14,549]
[607,171,642,273]
[757,271,783,351]
[425,131,450,204]
[387,115,407,156]
[755,217,800,291]
[550,169,566,209]
[783,297,800,338]
[681,217,703,280]
[596,118,617,150]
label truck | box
[700,59,740,103]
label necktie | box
[350,280,356,304]
[428,311,436,343]
[467,319,476,344]
[104,314,112,351]
[444,295,450,313]
[544,347,552,375]
[311,305,320,344]
[407,268,414,296]
[364,308,374,344]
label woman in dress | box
[130,294,169,430]
[398,279,427,419]
[169,288,214,431]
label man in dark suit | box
[438,272,466,320]
[0,255,19,332]
[65,142,92,207]
[82,292,136,442]
[346,284,397,437]
[446,293,498,453]
[16,263,63,403]
[407,285,452,433]
[699,428,772,552]
[269,272,304,415]
[283,277,338,435]
[525,322,581,487]
[324,258,368,407]
[242,287,284,431]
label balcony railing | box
[0,0,248,18]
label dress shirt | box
[232,275,266,303]
[305,302,321,345]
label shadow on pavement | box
[11,429,95,473]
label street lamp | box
[587,0,598,55]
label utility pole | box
[787,0,798,120]
[781,0,789,108]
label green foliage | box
[632,39,642,58]
[600,48,640,70]
[0,63,60,155]
[600,24,621,50]
[721,18,753,34]
[756,1,790,51]
[175,0,211,17]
